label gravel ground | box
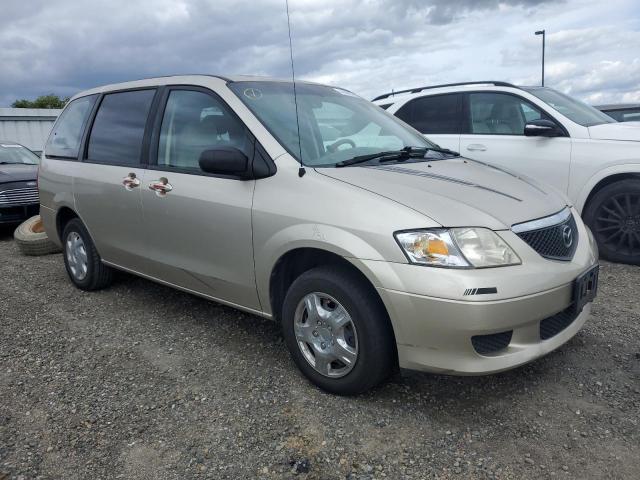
[1,225,639,480]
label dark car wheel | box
[584,179,640,265]
[281,266,396,395]
[62,218,113,290]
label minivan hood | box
[0,163,38,184]
[318,158,568,230]
[588,122,640,142]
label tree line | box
[11,94,69,109]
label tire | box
[583,179,640,265]
[13,215,62,256]
[281,266,396,395]
[62,218,113,290]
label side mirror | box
[524,119,563,137]
[199,147,249,177]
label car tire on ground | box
[584,179,640,265]
[62,218,113,291]
[281,265,396,395]
[13,215,62,256]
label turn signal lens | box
[395,230,469,267]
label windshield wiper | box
[335,146,429,167]
[424,147,460,156]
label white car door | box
[459,92,572,194]
[393,93,462,152]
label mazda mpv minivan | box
[39,75,599,395]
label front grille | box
[539,306,579,340]
[472,330,513,355]
[0,187,39,206]
[513,209,578,261]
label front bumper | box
[351,215,598,375]
[377,283,591,374]
[0,203,39,224]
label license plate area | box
[573,264,599,313]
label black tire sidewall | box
[584,179,640,265]
[282,266,395,395]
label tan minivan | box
[39,75,599,394]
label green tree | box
[11,94,69,109]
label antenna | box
[285,0,306,177]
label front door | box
[459,92,572,194]
[140,88,260,311]
[73,88,157,269]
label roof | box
[594,103,640,111]
[372,81,520,102]
[70,74,327,102]
[0,108,62,120]
[0,108,61,152]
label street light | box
[535,29,545,86]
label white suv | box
[374,82,640,265]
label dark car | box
[0,141,40,224]
[595,103,640,122]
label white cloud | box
[0,0,638,107]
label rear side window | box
[87,89,156,165]
[45,95,97,158]
[395,94,462,134]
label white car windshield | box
[524,87,616,127]
[0,144,39,164]
[229,81,436,167]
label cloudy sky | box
[1,0,639,107]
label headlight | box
[395,228,521,268]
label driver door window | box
[157,90,250,171]
[469,93,546,135]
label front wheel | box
[281,266,396,395]
[584,179,640,265]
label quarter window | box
[395,94,462,134]
[469,93,547,135]
[45,95,97,158]
[157,90,250,171]
[87,89,156,165]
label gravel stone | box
[1,227,639,479]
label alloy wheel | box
[594,192,640,256]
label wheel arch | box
[268,247,398,358]
[55,206,80,242]
[580,171,640,214]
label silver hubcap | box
[66,232,88,281]
[294,292,358,378]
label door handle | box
[148,177,173,196]
[122,172,141,190]
[466,144,487,152]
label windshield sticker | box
[243,88,263,100]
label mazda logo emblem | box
[562,225,573,248]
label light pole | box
[535,29,545,86]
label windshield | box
[0,144,39,164]
[524,87,616,127]
[228,81,435,167]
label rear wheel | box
[281,266,396,395]
[584,179,640,265]
[62,218,113,290]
